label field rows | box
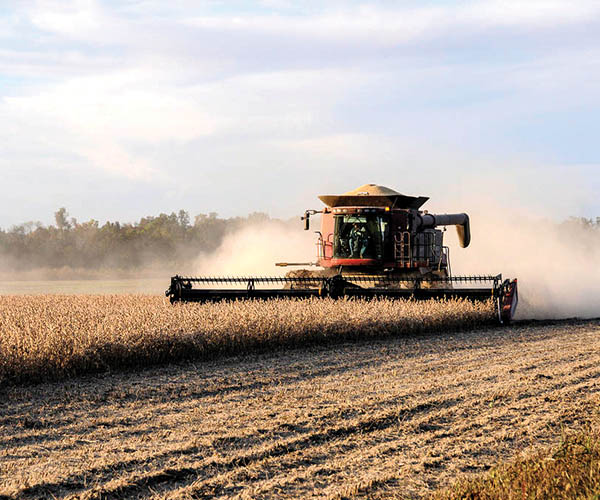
[0,318,599,498]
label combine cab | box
[166,184,518,324]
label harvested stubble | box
[0,295,495,384]
[1,318,599,499]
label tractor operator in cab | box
[349,222,369,258]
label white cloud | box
[470,0,600,27]
[185,1,600,47]
[19,1,600,68]
[0,0,599,226]
[2,67,220,178]
[28,0,111,40]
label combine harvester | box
[166,184,518,323]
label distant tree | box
[247,212,269,224]
[562,216,600,230]
[178,210,190,228]
[54,208,71,230]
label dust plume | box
[447,207,600,320]
[195,218,316,276]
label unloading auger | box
[166,184,518,324]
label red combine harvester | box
[166,184,518,323]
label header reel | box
[166,274,518,324]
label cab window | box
[332,214,387,259]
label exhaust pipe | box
[418,213,471,248]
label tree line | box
[0,209,598,271]
[0,208,279,270]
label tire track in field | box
[332,394,600,500]
[1,322,599,499]
[183,368,600,500]
[171,331,600,499]
[0,344,436,448]
[14,396,458,500]
[2,344,551,499]
[76,397,451,500]
[5,340,600,493]
[0,323,581,447]
[0,345,509,471]
[11,332,589,455]
[52,356,600,499]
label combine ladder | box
[394,231,411,266]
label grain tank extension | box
[166,184,518,323]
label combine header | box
[166,184,518,323]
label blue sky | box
[1,0,599,227]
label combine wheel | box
[324,275,345,299]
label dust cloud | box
[447,208,600,320]
[195,219,316,277]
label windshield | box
[333,214,388,259]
